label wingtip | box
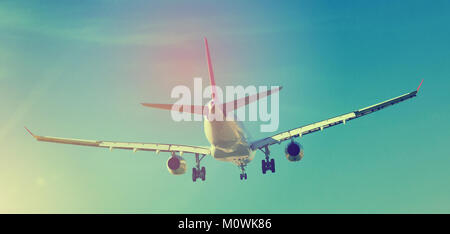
[24,126,35,137]
[417,79,424,92]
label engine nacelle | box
[167,155,187,175]
[285,141,304,162]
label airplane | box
[25,38,423,182]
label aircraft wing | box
[250,82,422,151]
[25,128,210,156]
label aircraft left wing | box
[250,81,422,151]
[25,128,210,156]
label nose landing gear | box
[239,164,248,180]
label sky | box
[0,0,449,213]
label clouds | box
[0,1,304,48]
[0,2,194,46]
[0,2,198,47]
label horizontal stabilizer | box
[141,103,206,115]
[141,86,282,115]
[222,86,282,113]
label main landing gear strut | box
[261,146,275,174]
[192,153,206,182]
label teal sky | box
[1,0,449,213]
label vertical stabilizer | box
[204,37,217,101]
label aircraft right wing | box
[250,81,422,151]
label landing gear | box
[261,146,275,174]
[200,167,206,181]
[192,154,206,182]
[239,165,248,180]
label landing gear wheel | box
[192,168,197,182]
[239,164,248,181]
[240,173,248,180]
[270,158,275,173]
[261,146,275,174]
[192,153,206,182]
[200,167,206,181]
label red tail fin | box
[141,39,283,116]
[204,37,217,101]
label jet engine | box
[167,155,187,175]
[285,141,304,162]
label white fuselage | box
[203,101,255,166]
